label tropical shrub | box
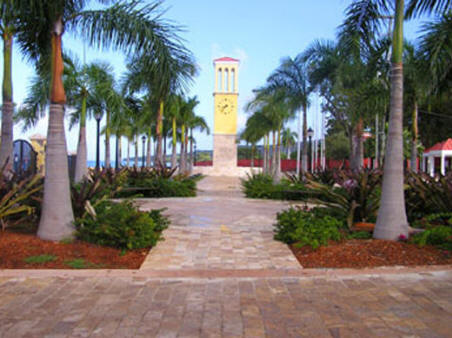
[71,170,125,219]
[286,169,338,186]
[411,226,452,250]
[75,200,169,250]
[241,173,308,200]
[412,213,452,229]
[274,207,343,249]
[405,172,452,222]
[116,174,201,198]
[0,166,43,230]
[304,169,382,228]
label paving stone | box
[1,177,452,337]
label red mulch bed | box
[291,239,452,269]
[0,232,148,269]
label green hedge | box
[274,207,343,249]
[75,200,169,250]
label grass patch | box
[347,231,373,240]
[59,237,74,244]
[24,254,57,264]
[64,258,102,269]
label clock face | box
[216,97,234,115]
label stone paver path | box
[1,176,452,337]
[1,271,452,337]
[138,176,301,273]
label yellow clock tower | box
[213,57,239,169]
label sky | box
[1,0,425,161]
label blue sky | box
[2,0,424,160]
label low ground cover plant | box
[241,173,308,200]
[274,207,343,249]
[24,254,57,264]
[75,200,169,250]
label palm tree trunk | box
[302,107,308,172]
[105,110,111,168]
[351,119,364,171]
[184,132,189,173]
[114,134,119,170]
[163,135,167,166]
[271,130,277,177]
[118,136,122,167]
[251,145,255,169]
[287,143,290,160]
[410,101,418,172]
[134,136,139,168]
[263,134,269,174]
[374,0,410,240]
[38,20,74,241]
[156,101,164,167]
[275,127,282,181]
[127,138,131,167]
[171,117,177,169]
[189,128,194,172]
[0,32,13,171]
[180,124,186,173]
[146,129,151,168]
[74,96,88,182]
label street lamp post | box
[307,127,314,172]
[141,135,146,168]
[94,112,102,171]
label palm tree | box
[352,0,451,240]
[0,1,17,170]
[282,128,297,159]
[267,57,311,174]
[178,96,199,174]
[242,110,270,169]
[188,114,209,172]
[0,1,44,170]
[68,62,118,180]
[18,0,185,241]
[247,87,295,179]
[123,46,197,168]
[403,42,429,172]
[166,94,182,169]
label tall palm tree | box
[243,110,271,169]
[247,87,295,179]
[18,0,185,241]
[0,1,17,170]
[403,42,429,172]
[123,46,197,167]
[267,57,311,174]
[178,96,199,174]
[0,1,44,170]
[166,94,182,169]
[282,128,297,159]
[67,62,117,180]
[188,114,209,172]
[358,0,451,240]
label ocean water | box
[86,160,171,168]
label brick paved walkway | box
[138,176,301,273]
[1,176,452,337]
[1,271,452,337]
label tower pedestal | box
[213,134,237,170]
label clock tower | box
[213,57,239,169]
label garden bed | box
[290,239,452,269]
[0,232,148,269]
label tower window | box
[231,68,236,92]
[225,68,229,92]
[217,68,222,91]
